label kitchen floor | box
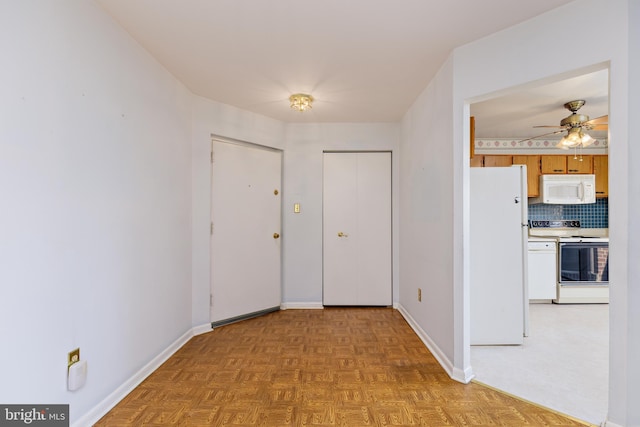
[471,303,608,426]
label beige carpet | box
[471,303,608,426]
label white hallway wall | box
[399,0,638,425]
[0,1,193,424]
[281,123,400,306]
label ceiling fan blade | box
[585,115,608,125]
[589,124,608,131]
[517,129,565,143]
[533,125,565,128]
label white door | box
[210,140,281,324]
[323,152,392,306]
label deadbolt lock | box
[273,232,280,239]
[274,189,279,195]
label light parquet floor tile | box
[95,308,592,426]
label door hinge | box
[210,294,213,306]
[210,222,214,235]
[210,150,214,163]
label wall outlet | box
[68,348,80,368]
[418,288,422,302]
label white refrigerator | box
[470,165,529,345]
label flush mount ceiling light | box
[289,93,314,112]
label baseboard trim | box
[192,322,214,336]
[397,304,474,384]
[280,301,324,310]
[72,324,206,427]
[602,421,622,427]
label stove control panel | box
[529,220,581,229]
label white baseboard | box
[192,322,214,336]
[602,421,622,427]
[73,323,209,427]
[280,301,324,310]
[397,304,475,384]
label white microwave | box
[531,174,596,204]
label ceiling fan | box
[522,100,608,149]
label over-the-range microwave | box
[530,174,596,204]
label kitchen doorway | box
[467,67,610,425]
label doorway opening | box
[467,66,610,425]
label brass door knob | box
[273,233,280,239]
[337,232,348,237]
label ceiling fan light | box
[558,130,580,148]
[580,132,595,147]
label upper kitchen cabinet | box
[567,155,593,174]
[541,154,593,174]
[541,155,567,174]
[593,155,608,197]
[483,155,513,167]
[470,155,484,167]
[512,155,541,197]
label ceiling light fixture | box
[289,93,314,112]
[556,127,595,150]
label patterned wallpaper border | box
[475,138,608,151]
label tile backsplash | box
[528,198,608,228]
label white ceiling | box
[471,68,609,140]
[95,0,608,138]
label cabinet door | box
[541,155,567,174]
[567,155,593,174]
[593,155,608,197]
[483,155,512,167]
[513,155,541,197]
[470,155,484,167]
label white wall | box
[398,57,462,377]
[0,1,193,424]
[398,0,636,425]
[282,123,401,305]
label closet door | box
[323,152,391,306]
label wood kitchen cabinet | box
[593,155,609,197]
[470,155,513,167]
[512,155,541,197]
[472,153,607,198]
[541,155,567,174]
[470,155,484,167]
[483,155,512,167]
[567,155,593,174]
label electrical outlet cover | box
[68,360,87,391]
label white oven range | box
[529,220,609,304]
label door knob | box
[273,233,280,239]
[338,232,348,237]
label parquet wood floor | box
[95,308,592,426]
